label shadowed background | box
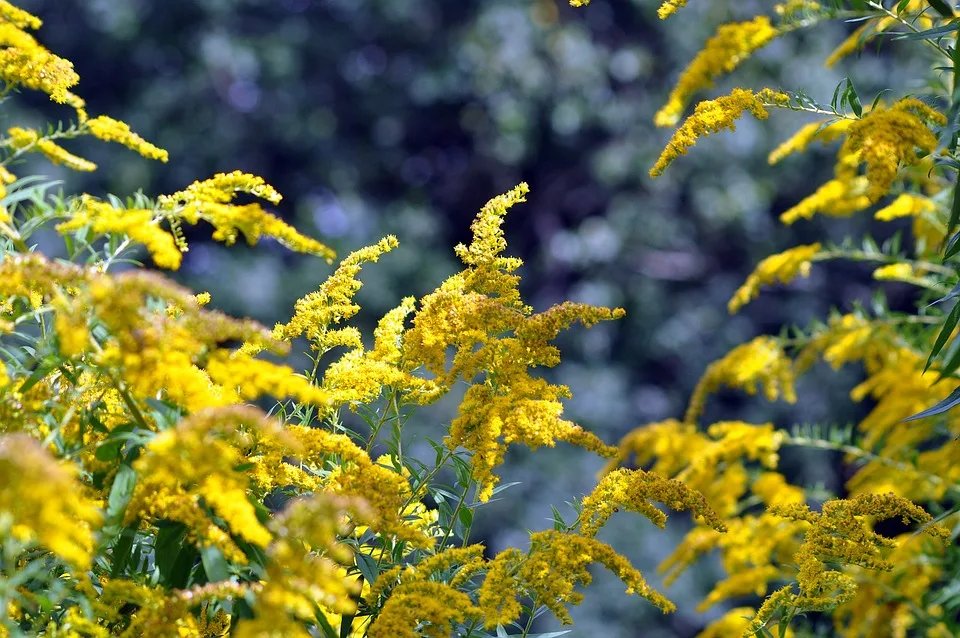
[14,0,923,634]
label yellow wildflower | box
[841,98,946,203]
[600,418,709,477]
[685,336,796,425]
[0,22,78,102]
[729,243,821,313]
[768,119,854,165]
[872,262,918,281]
[158,171,334,261]
[656,0,687,19]
[875,193,943,250]
[579,468,725,538]
[779,172,873,224]
[480,530,675,627]
[655,19,780,127]
[752,471,805,506]
[237,494,362,638]
[0,433,101,568]
[368,582,480,638]
[274,237,398,347]
[57,196,183,269]
[85,115,168,162]
[0,1,41,29]
[652,88,788,176]
[6,126,96,171]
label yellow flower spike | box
[768,119,854,165]
[0,0,41,29]
[274,236,398,346]
[651,88,788,177]
[0,434,101,569]
[752,471,805,506]
[85,115,168,162]
[729,243,821,313]
[685,336,796,425]
[368,581,481,638]
[579,468,725,539]
[841,98,946,203]
[0,24,78,102]
[654,19,780,128]
[872,263,918,282]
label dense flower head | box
[685,336,796,425]
[652,88,789,177]
[0,433,101,568]
[654,20,780,128]
[85,115,169,162]
[158,171,334,261]
[368,581,480,638]
[841,99,946,203]
[729,243,821,313]
[579,467,725,538]
[5,126,97,171]
[0,20,78,102]
[768,118,854,165]
[874,193,942,249]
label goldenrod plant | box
[0,1,956,638]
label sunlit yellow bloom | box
[0,1,41,29]
[872,262,920,282]
[655,20,780,127]
[85,115,168,162]
[656,0,687,19]
[779,172,872,224]
[0,434,101,568]
[729,243,821,313]
[274,237,398,347]
[480,530,674,627]
[875,193,943,250]
[158,171,334,261]
[652,88,789,176]
[842,99,945,203]
[0,22,78,102]
[6,126,96,171]
[600,418,708,477]
[57,196,183,269]
[752,471,805,506]
[768,119,853,165]
[579,468,725,538]
[368,581,480,638]
[685,336,796,425]
[237,494,362,638]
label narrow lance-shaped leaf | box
[925,301,960,372]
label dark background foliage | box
[14,0,924,634]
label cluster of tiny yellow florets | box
[728,243,821,313]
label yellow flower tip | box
[728,243,821,313]
[0,1,42,29]
[86,115,169,162]
[657,0,687,19]
[872,263,915,281]
[654,18,779,128]
[651,88,777,178]
[569,0,591,5]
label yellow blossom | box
[579,468,725,538]
[685,336,796,425]
[0,433,101,568]
[875,193,943,250]
[85,115,168,162]
[728,243,821,313]
[779,172,873,224]
[158,171,334,261]
[872,262,918,281]
[654,19,780,127]
[0,1,41,29]
[841,99,946,203]
[768,119,854,165]
[368,582,480,638]
[752,471,805,506]
[656,0,687,19]
[652,88,788,176]
[0,22,78,102]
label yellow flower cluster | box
[402,184,623,500]
[0,12,78,103]
[85,115,169,162]
[875,192,943,250]
[5,126,97,171]
[654,19,780,128]
[158,170,335,261]
[751,495,949,635]
[579,467,725,538]
[825,0,935,68]
[728,243,821,313]
[841,99,946,203]
[480,530,675,627]
[768,118,853,165]
[368,582,480,638]
[0,433,101,568]
[685,336,796,425]
[651,88,789,177]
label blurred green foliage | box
[11,0,927,633]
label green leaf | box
[154,523,198,588]
[903,386,960,421]
[200,546,231,583]
[944,229,960,259]
[927,0,955,17]
[925,302,960,372]
[894,22,960,40]
[102,464,137,537]
[355,552,380,586]
[110,527,138,578]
